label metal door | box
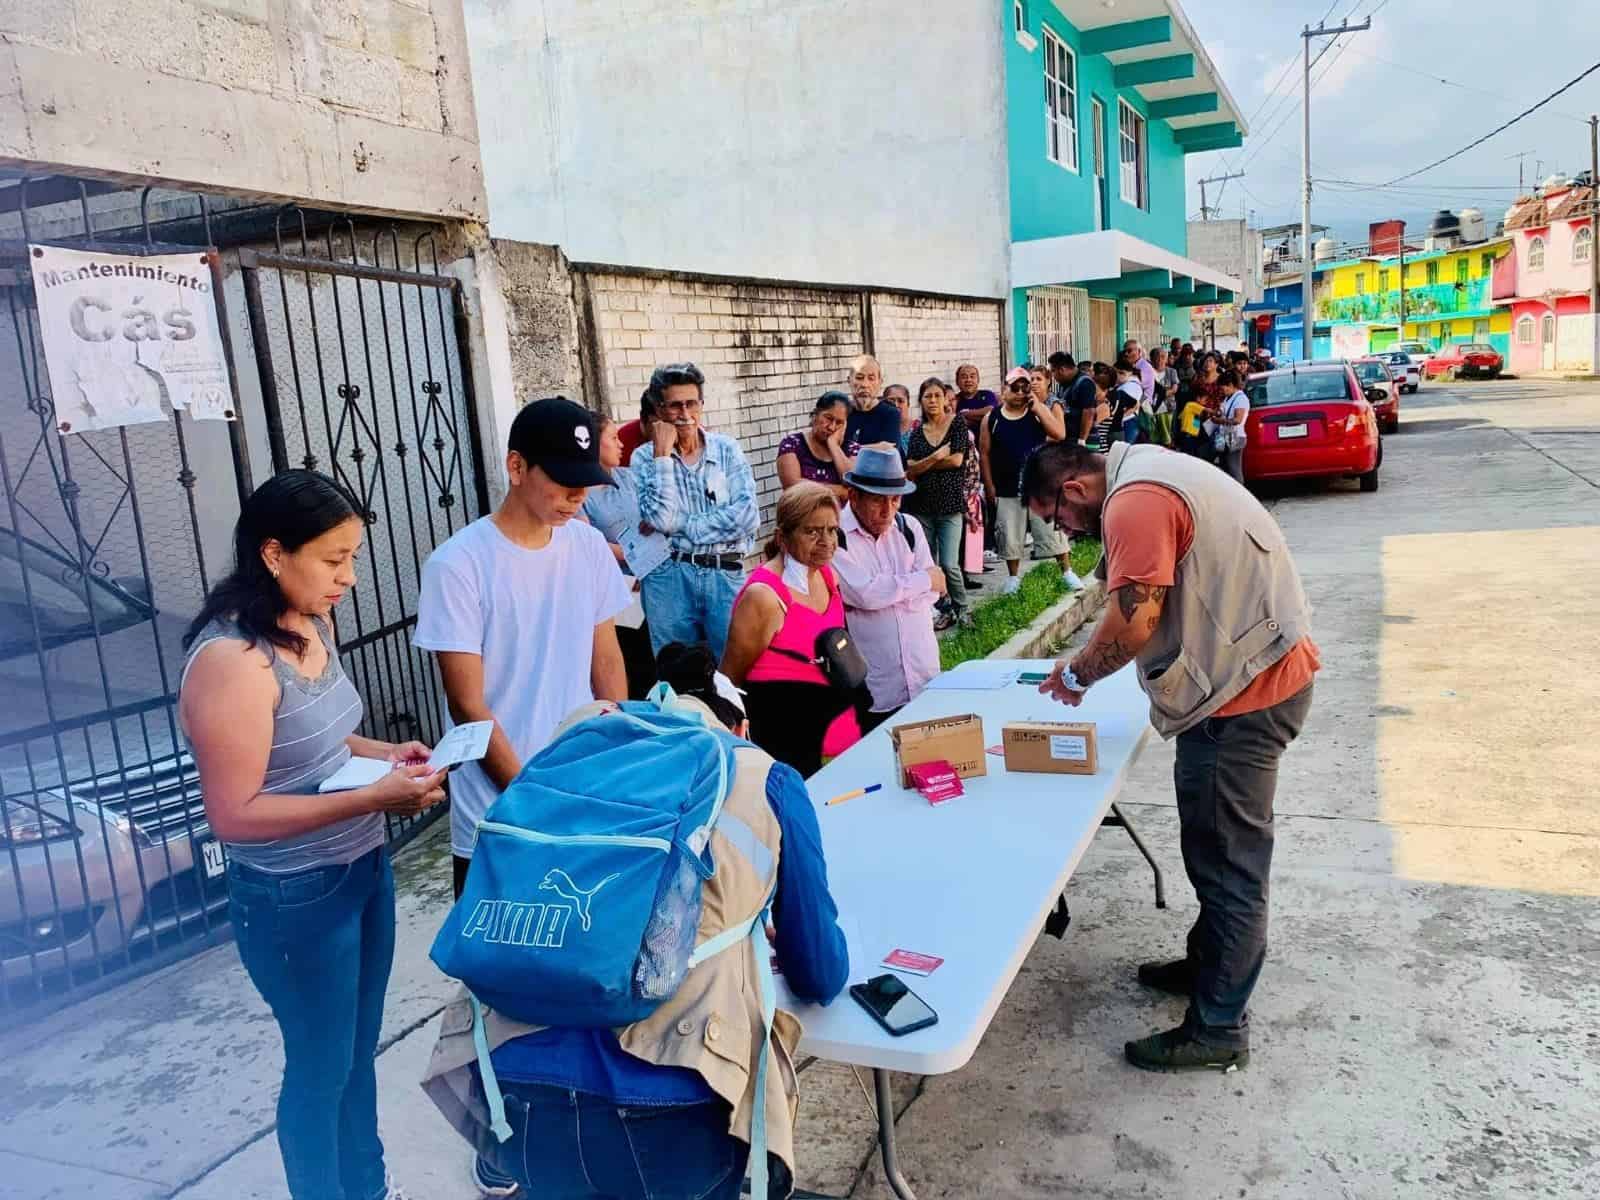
[239,217,488,851]
[1090,298,1117,363]
[1541,313,1556,370]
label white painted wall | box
[461,0,1010,298]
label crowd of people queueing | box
[172,336,1287,1200]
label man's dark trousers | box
[1173,683,1313,1049]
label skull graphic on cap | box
[573,425,591,450]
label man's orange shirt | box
[1101,482,1318,717]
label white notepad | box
[316,720,494,792]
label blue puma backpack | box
[429,686,780,1197]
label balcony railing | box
[1316,278,1490,324]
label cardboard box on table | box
[1000,722,1098,775]
[890,714,986,787]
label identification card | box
[882,949,944,977]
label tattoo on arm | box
[1115,583,1168,622]
[1073,634,1142,687]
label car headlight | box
[0,798,81,848]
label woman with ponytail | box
[179,470,445,1200]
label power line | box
[1338,46,1591,122]
[1380,59,1600,186]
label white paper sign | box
[29,244,235,434]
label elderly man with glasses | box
[630,362,759,661]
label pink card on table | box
[882,949,944,976]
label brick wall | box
[870,293,1005,399]
[581,271,1001,537]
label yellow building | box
[1315,239,1513,357]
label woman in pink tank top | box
[722,483,869,776]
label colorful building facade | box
[1004,0,1245,364]
[1314,240,1513,360]
[1498,183,1595,375]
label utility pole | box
[1199,171,1244,220]
[1590,115,1598,374]
[1301,16,1370,362]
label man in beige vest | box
[422,643,848,1199]
[1022,441,1318,1072]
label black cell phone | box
[850,973,939,1037]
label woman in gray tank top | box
[178,471,446,1200]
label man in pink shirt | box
[830,445,945,725]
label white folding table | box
[773,660,1162,1199]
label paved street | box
[2,378,1596,1200]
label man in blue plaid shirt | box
[628,362,759,661]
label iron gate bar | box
[237,248,459,290]
[370,227,451,764]
[336,220,438,792]
[418,231,489,518]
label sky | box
[1180,0,1600,249]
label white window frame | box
[1515,315,1535,345]
[1043,30,1078,171]
[1118,99,1147,208]
[1528,235,1546,271]
[1574,225,1592,265]
[1354,272,1366,294]
[1014,1,1026,34]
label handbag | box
[771,625,869,691]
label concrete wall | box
[460,0,1009,298]
[579,270,1001,534]
[0,0,485,221]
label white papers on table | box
[924,661,1021,691]
[316,720,494,792]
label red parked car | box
[1242,363,1383,492]
[1424,342,1503,379]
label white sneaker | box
[1002,576,1022,595]
[1062,568,1084,591]
[983,550,1000,564]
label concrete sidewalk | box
[3,379,1597,1199]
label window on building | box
[1354,272,1366,294]
[1455,258,1469,284]
[1014,1,1027,34]
[1425,261,1439,285]
[1575,226,1593,265]
[1118,100,1147,208]
[1043,30,1078,171]
[1516,315,1535,345]
[1481,252,1495,276]
[1378,269,1390,291]
[1529,236,1546,271]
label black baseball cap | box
[508,397,613,488]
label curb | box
[990,579,1106,660]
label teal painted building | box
[1002,1,1247,366]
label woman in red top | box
[721,482,870,776]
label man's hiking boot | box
[1136,957,1193,998]
[1124,1026,1249,1073]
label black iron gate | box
[0,182,486,1012]
[239,214,489,850]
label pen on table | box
[826,783,883,807]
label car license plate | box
[1277,423,1309,439]
[200,839,226,879]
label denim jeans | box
[229,848,396,1200]
[640,558,742,662]
[1173,684,1313,1049]
[482,1085,766,1200]
[914,512,967,618]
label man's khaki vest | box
[1102,443,1312,737]
[420,702,802,1176]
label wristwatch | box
[1061,666,1086,693]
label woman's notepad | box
[317,720,494,792]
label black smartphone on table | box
[850,973,938,1036]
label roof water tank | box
[1541,173,1569,192]
[1428,209,1461,243]
[1458,207,1486,244]
[1313,236,1337,261]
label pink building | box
[1498,183,1595,374]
